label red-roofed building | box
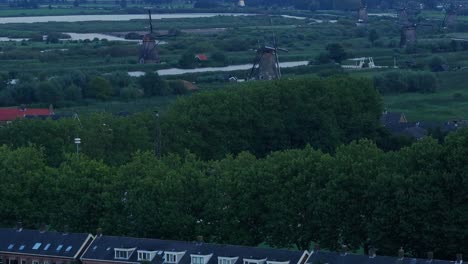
[195,54,209,61]
[0,107,53,123]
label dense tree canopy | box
[0,131,466,259]
[0,76,466,261]
[162,77,382,159]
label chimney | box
[63,225,69,235]
[96,228,103,237]
[398,247,404,259]
[456,254,463,264]
[313,244,320,253]
[427,252,433,262]
[49,104,54,115]
[196,235,204,245]
[341,245,349,256]
[16,221,23,232]
[39,223,46,233]
[369,248,376,258]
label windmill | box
[248,21,288,80]
[139,10,161,64]
[442,1,459,29]
[357,0,368,26]
[395,1,432,48]
[399,22,433,48]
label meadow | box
[0,8,467,121]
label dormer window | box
[115,248,136,260]
[244,259,267,264]
[138,251,157,262]
[165,251,186,263]
[267,261,290,264]
[191,254,213,264]
[219,257,239,264]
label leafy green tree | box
[64,84,83,101]
[326,43,347,63]
[178,51,196,68]
[85,76,112,100]
[37,81,63,104]
[138,72,169,96]
[163,77,382,160]
[53,155,111,233]
[369,29,380,44]
[428,56,447,72]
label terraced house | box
[0,227,93,264]
[0,226,463,264]
[79,235,309,264]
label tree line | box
[0,71,188,107]
[0,77,386,165]
[0,132,466,259]
[0,77,465,260]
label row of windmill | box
[138,1,467,81]
[137,10,284,80]
[357,0,467,47]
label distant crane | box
[139,10,161,64]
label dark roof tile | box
[0,228,93,259]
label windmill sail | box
[139,10,160,64]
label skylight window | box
[19,245,25,251]
[56,245,63,251]
[32,243,42,250]
[8,244,14,250]
[65,246,72,252]
[44,244,51,251]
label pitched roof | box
[308,251,454,264]
[0,108,52,122]
[380,112,406,127]
[195,54,208,61]
[81,235,307,264]
[0,228,93,259]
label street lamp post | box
[155,111,161,158]
[74,137,81,154]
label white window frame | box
[191,254,213,264]
[267,261,289,264]
[218,257,239,264]
[243,259,267,264]
[114,248,136,260]
[164,251,186,264]
[137,251,157,262]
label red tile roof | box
[0,108,52,122]
[195,54,208,61]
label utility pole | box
[74,113,83,155]
[155,111,161,158]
